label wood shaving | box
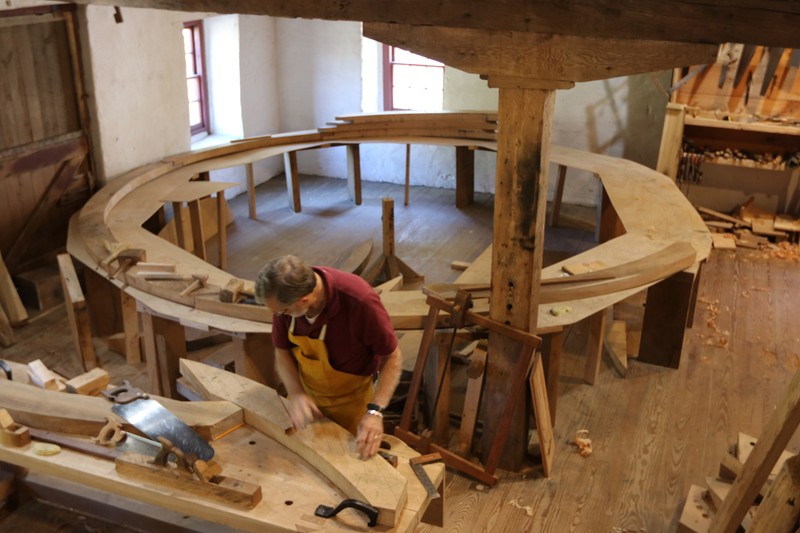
[574,429,593,457]
[508,499,534,516]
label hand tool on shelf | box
[760,47,785,96]
[102,380,215,461]
[733,44,757,89]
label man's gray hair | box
[255,255,317,305]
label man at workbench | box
[255,255,403,460]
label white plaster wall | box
[205,15,243,138]
[83,6,190,182]
[275,19,363,179]
[274,22,670,207]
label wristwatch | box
[366,402,384,417]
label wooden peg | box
[180,274,209,297]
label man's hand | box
[287,393,322,430]
[355,412,384,460]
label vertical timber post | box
[481,87,555,470]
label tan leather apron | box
[288,316,373,435]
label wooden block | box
[65,367,110,396]
[219,278,244,303]
[0,408,14,430]
[737,432,796,480]
[0,251,27,326]
[0,423,31,447]
[705,476,732,510]
[450,260,471,271]
[719,453,743,481]
[133,262,175,272]
[749,455,800,532]
[13,264,64,311]
[27,359,65,391]
[677,484,713,533]
[711,233,737,250]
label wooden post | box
[583,308,608,385]
[455,145,475,208]
[597,185,624,244]
[139,310,186,398]
[656,102,685,181]
[120,291,141,364]
[638,270,696,369]
[346,144,362,206]
[382,197,395,258]
[246,162,257,220]
[187,199,206,261]
[482,86,555,470]
[549,164,567,227]
[404,144,411,206]
[283,151,302,212]
[216,191,227,270]
[232,332,277,388]
[57,254,96,370]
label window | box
[383,45,444,111]
[182,21,209,135]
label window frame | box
[183,20,210,136]
[382,44,444,111]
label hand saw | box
[102,380,215,461]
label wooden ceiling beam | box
[364,23,719,83]
[61,0,800,49]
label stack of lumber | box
[697,198,800,250]
[678,367,800,533]
[0,252,28,347]
[321,111,498,141]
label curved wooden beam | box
[179,358,408,528]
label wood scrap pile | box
[697,197,800,251]
[678,433,800,533]
[678,367,800,533]
[681,138,800,172]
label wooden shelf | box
[684,115,800,137]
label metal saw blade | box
[112,398,214,461]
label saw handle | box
[102,380,149,404]
[315,499,379,527]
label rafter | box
[364,23,719,83]
[62,0,800,49]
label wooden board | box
[179,359,409,528]
[0,251,27,325]
[0,379,242,439]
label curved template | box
[68,112,712,335]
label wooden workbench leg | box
[120,291,141,365]
[188,199,206,261]
[233,332,277,388]
[346,144,362,206]
[139,310,185,398]
[638,270,696,369]
[283,151,301,212]
[428,333,451,445]
[455,145,474,209]
[216,192,227,271]
[57,254,96,371]
[404,144,411,206]
[140,311,163,395]
[83,267,122,338]
[246,162,257,220]
[171,202,187,250]
[584,308,608,385]
[549,164,567,227]
[597,185,624,244]
[541,329,563,422]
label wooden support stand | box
[394,288,553,485]
[57,253,97,370]
[362,198,424,285]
